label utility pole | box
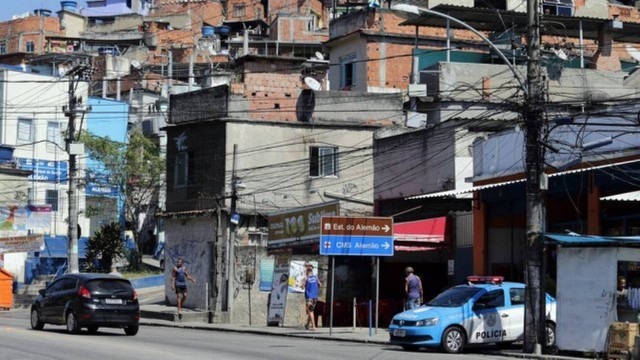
[65,67,82,274]
[226,144,239,320]
[523,0,546,354]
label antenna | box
[627,45,640,63]
[315,51,324,61]
[304,77,322,91]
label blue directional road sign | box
[320,216,393,256]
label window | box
[47,122,62,152]
[46,190,59,211]
[609,0,634,5]
[340,54,356,90]
[17,118,33,142]
[175,152,188,187]
[310,146,338,177]
[509,288,525,305]
[26,41,35,53]
[474,290,505,309]
[61,278,77,291]
[0,43,6,55]
[543,0,573,16]
[233,4,246,18]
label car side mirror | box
[38,289,46,296]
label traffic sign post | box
[320,216,393,336]
[320,217,394,256]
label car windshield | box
[426,286,483,307]
[86,279,133,295]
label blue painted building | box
[85,97,129,237]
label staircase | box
[13,275,55,309]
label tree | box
[81,129,165,269]
[85,222,125,273]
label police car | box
[389,276,556,353]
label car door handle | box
[501,314,509,318]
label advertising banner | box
[0,205,51,233]
[288,260,318,293]
[259,258,275,292]
[0,234,44,253]
[268,201,339,249]
[267,256,290,326]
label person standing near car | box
[302,263,322,330]
[404,267,423,310]
[171,258,196,317]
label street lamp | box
[390,3,528,96]
[391,3,546,354]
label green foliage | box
[85,222,125,273]
[80,129,165,268]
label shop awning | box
[600,190,640,202]
[393,217,448,251]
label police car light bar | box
[467,275,504,284]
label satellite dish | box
[553,49,568,61]
[304,77,322,91]
[315,51,324,60]
[627,45,640,63]
[131,60,142,69]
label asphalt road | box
[0,310,513,360]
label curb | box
[139,320,389,345]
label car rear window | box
[86,279,133,295]
[426,286,483,307]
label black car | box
[30,273,140,335]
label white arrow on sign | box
[382,242,390,250]
[382,225,390,233]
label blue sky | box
[2,1,85,21]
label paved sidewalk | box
[139,304,589,360]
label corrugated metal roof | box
[545,233,640,246]
[406,158,640,200]
[406,179,525,200]
[601,190,640,202]
[398,4,640,41]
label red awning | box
[394,216,448,251]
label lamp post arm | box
[391,4,528,97]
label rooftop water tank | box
[60,1,78,11]
[202,26,215,37]
[33,9,52,17]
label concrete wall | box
[226,121,377,216]
[163,216,215,310]
[59,12,87,38]
[374,122,478,200]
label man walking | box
[302,263,322,330]
[171,258,196,317]
[404,266,423,310]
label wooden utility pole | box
[524,0,547,354]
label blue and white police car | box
[389,276,557,353]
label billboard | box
[0,205,51,233]
[268,201,339,249]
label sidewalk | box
[139,304,589,360]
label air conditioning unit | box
[141,117,166,135]
[408,83,427,98]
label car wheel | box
[124,325,139,336]
[546,322,556,348]
[30,307,44,330]
[441,326,466,354]
[401,345,420,351]
[66,312,80,334]
[87,326,99,334]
